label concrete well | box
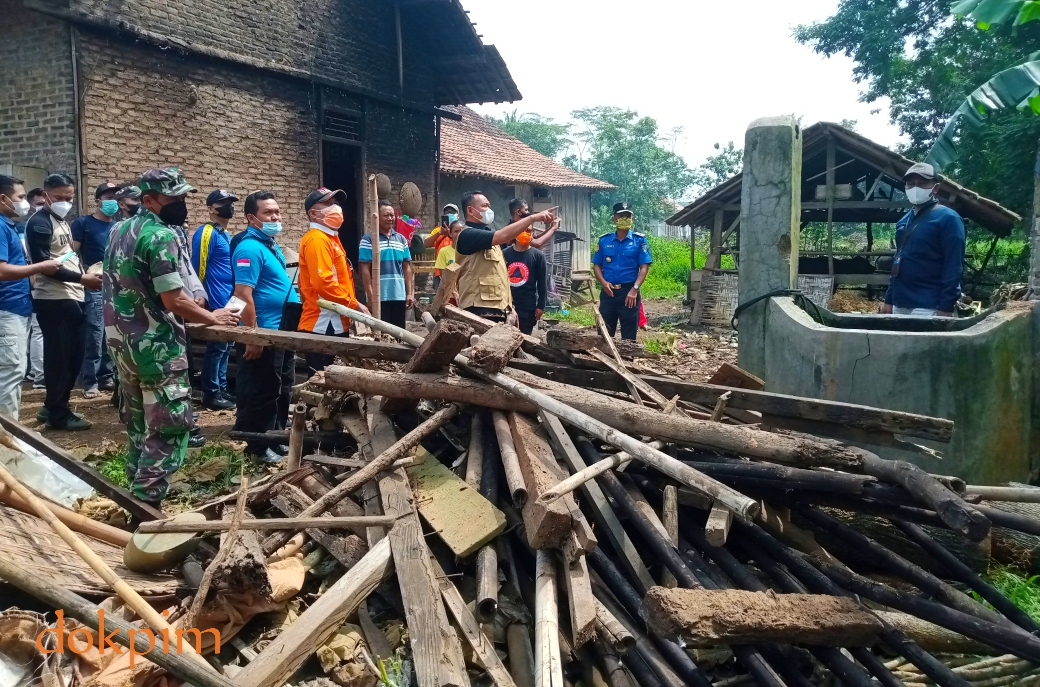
[760,298,1039,485]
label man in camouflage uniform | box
[104,168,238,508]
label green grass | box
[580,236,709,301]
[94,440,254,501]
[984,567,1040,621]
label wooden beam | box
[270,486,369,571]
[509,413,574,549]
[404,319,473,373]
[233,537,394,687]
[367,403,469,687]
[704,503,734,547]
[561,550,597,648]
[442,305,571,364]
[469,324,525,374]
[136,515,396,532]
[186,324,413,362]
[0,415,163,522]
[592,307,644,406]
[538,413,655,594]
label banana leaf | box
[952,0,1040,28]
[927,59,1040,170]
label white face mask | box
[480,208,495,225]
[905,186,934,206]
[50,201,73,219]
[12,199,30,219]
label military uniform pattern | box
[103,207,192,501]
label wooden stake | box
[561,551,597,648]
[705,503,734,547]
[185,473,248,629]
[662,484,679,587]
[287,403,307,471]
[367,175,380,320]
[591,308,644,406]
[137,515,396,533]
[492,409,527,506]
[0,455,212,668]
[260,404,459,554]
[535,549,565,687]
[710,391,732,423]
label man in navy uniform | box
[592,201,652,340]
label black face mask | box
[158,198,189,227]
[124,203,141,216]
[215,204,235,219]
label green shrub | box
[585,235,699,300]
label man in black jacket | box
[503,227,547,335]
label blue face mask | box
[260,221,282,237]
[447,213,458,224]
[100,199,119,217]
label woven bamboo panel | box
[698,273,834,328]
[0,504,181,596]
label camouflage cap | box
[115,185,142,200]
[139,167,195,196]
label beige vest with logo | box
[34,213,84,302]
[457,245,512,311]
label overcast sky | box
[466,0,903,172]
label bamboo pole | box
[367,174,380,320]
[318,299,760,521]
[286,403,307,471]
[492,409,527,506]
[538,441,664,505]
[260,404,459,554]
[0,459,212,669]
[137,515,398,533]
[535,549,565,687]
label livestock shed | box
[438,106,615,287]
[666,122,1020,325]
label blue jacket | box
[592,231,652,284]
[884,202,965,313]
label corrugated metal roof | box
[439,106,616,191]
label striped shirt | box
[358,230,410,302]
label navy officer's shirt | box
[592,230,652,284]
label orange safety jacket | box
[298,225,358,334]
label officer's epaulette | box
[633,232,646,238]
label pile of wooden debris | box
[3,299,1040,687]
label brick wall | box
[77,31,321,244]
[0,0,78,178]
[365,99,438,230]
[70,0,437,106]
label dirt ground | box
[26,296,736,455]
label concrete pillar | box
[737,116,802,378]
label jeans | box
[28,313,43,383]
[79,288,114,390]
[380,300,407,330]
[0,312,29,418]
[304,321,342,377]
[201,340,231,396]
[516,310,538,335]
[599,283,640,340]
[893,307,940,317]
[35,299,86,426]
[233,344,294,455]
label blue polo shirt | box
[232,227,298,329]
[884,202,966,313]
[592,231,652,284]
[0,214,31,317]
[191,223,233,309]
[358,229,410,302]
[70,214,115,268]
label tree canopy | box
[794,0,1040,221]
[485,110,572,159]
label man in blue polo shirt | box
[231,190,297,463]
[71,182,120,398]
[592,201,652,340]
[192,189,238,410]
[882,162,966,317]
[0,175,60,417]
[359,200,413,329]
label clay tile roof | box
[439,106,616,191]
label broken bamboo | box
[492,409,527,506]
[287,402,306,471]
[537,440,665,505]
[137,515,398,533]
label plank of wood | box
[233,536,394,687]
[270,485,369,570]
[586,348,674,411]
[404,319,473,373]
[707,362,765,390]
[704,503,734,547]
[368,404,469,687]
[544,328,650,359]
[504,360,953,443]
[216,506,271,597]
[136,515,396,532]
[644,587,882,647]
[406,448,506,557]
[469,324,525,374]
[0,415,164,522]
[561,550,597,649]
[430,555,519,687]
[358,600,394,661]
[509,413,575,549]
[538,413,655,594]
[186,323,413,362]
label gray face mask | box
[480,208,495,225]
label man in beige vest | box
[454,191,556,323]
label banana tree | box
[926,0,1040,169]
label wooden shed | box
[666,122,1021,324]
[438,106,615,282]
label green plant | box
[984,566,1040,621]
[93,440,255,498]
[549,308,596,327]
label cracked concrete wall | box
[763,298,1037,484]
[737,116,801,377]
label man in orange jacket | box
[298,187,370,375]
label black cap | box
[305,187,348,212]
[94,182,119,199]
[612,201,633,215]
[206,189,239,206]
